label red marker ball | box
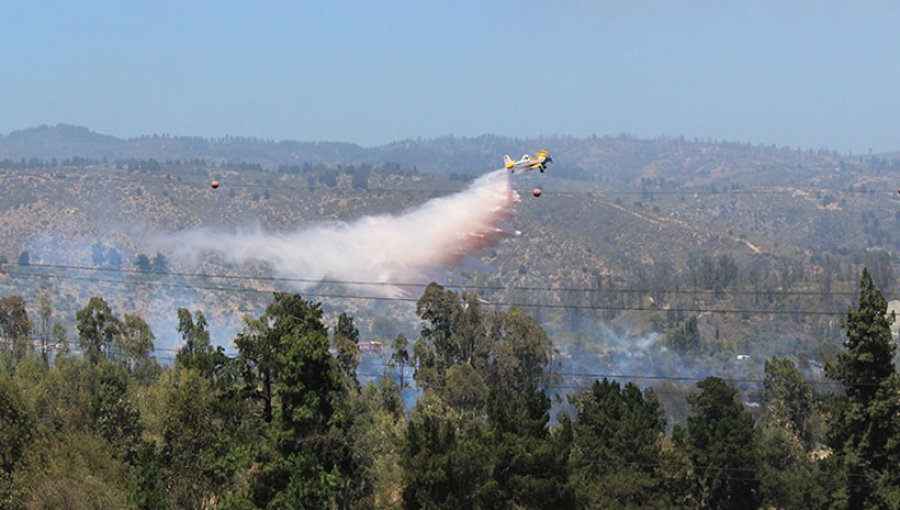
[532,188,542,198]
[211,180,220,189]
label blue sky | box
[2,0,899,152]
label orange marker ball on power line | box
[211,180,220,189]
[532,188,542,198]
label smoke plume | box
[161,169,517,295]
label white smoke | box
[161,169,518,296]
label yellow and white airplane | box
[504,149,553,174]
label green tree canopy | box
[401,414,490,510]
[763,356,813,446]
[248,293,353,509]
[0,295,31,342]
[76,297,119,365]
[115,313,155,371]
[174,308,218,375]
[0,374,34,479]
[236,292,330,424]
[566,379,667,508]
[824,268,900,507]
[684,377,761,510]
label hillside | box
[1,128,899,384]
[6,124,900,185]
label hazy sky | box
[2,1,899,152]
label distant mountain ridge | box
[3,124,899,187]
[0,124,366,168]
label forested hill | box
[5,124,900,185]
[2,125,899,364]
[1,125,899,507]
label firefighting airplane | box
[504,149,553,174]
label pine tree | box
[248,293,353,509]
[567,379,667,508]
[824,268,900,507]
[685,377,761,510]
[481,385,574,509]
[401,414,490,509]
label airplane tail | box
[503,155,514,169]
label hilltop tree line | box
[0,270,898,508]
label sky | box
[2,0,899,153]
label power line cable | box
[1,268,852,316]
[4,261,885,298]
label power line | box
[1,268,851,316]
[3,261,882,298]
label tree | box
[0,375,34,505]
[683,377,761,510]
[335,312,359,343]
[486,307,552,395]
[391,333,410,389]
[665,316,701,354]
[413,284,557,419]
[0,296,32,363]
[236,293,329,424]
[341,381,405,508]
[161,369,218,509]
[566,379,667,508]
[416,282,461,368]
[413,283,494,398]
[0,295,31,341]
[128,441,168,510]
[757,420,827,509]
[401,414,490,509]
[757,357,825,508]
[49,323,69,359]
[332,312,361,386]
[236,314,279,424]
[37,293,52,365]
[351,168,369,190]
[481,385,574,509]
[762,356,813,447]
[174,308,215,374]
[134,253,151,272]
[248,293,354,509]
[715,254,739,292]
[115,314,157,377]
[416,283,491,369]
[824,268,900,507]
[151,253,168,274]
[93,364,142,461]
[76,297,119,365]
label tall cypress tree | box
[825,268,900,507]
